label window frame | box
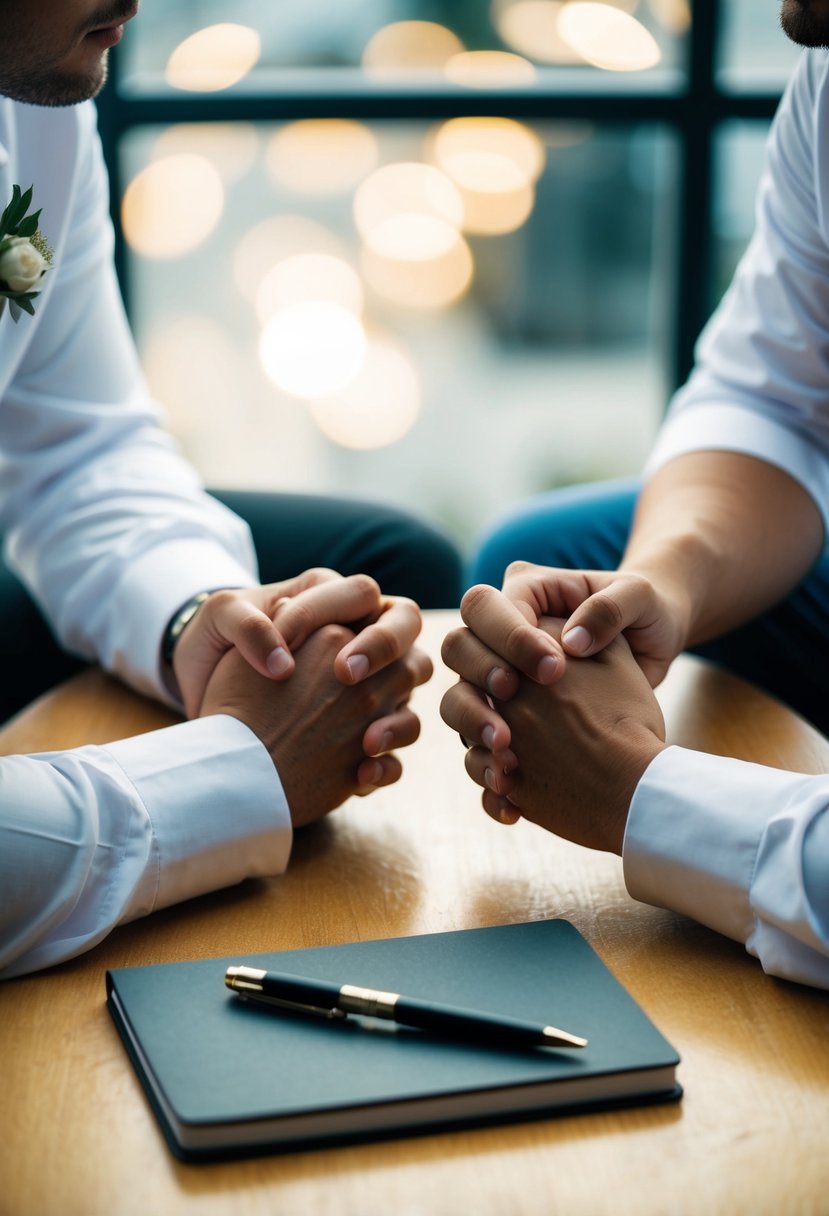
[97,0,782,393]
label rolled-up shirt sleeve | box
[646,50,829,534]
[0,715,291,980]
[623,746,829,989]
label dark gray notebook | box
[106,919,680,1161]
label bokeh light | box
[259,302,367,399]
[557,3,662,71]
[266,120,379,196]
[361,233,473,309]
[428,117,544,235]
[153,123,259,184]
[354,163,464,241]
[165,23,261,92]
[309,335,421,450]
[443,51,537,87]
[122,154,224,258]
[492,1,585,65]
[233,216,346,303]
[142,316,242,435]
[362,21,464,72]
[255,254,364,325]
[646,0,691,34]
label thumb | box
[561,588,629,657]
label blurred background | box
[96,0,795,551]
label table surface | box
[1,610,828,1216]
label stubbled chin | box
[781,1,829,46]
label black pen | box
[224,966,587,1049]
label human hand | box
[440,618,666,853]
[454,560,689,696]
[200,623,433,828]
[172,569,424,719]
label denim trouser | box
[469,476,829,734]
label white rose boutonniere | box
[0,184,53,322]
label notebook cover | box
[106,919,681,1161]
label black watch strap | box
[161,591,212,664]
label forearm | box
[620,450,824,649]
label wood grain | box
[1,611,828,1216]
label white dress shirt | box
[0,99,291,979]
[626,51,829,989]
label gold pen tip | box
[543,1026,588,1048]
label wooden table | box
[1,610,828,1216]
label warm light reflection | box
[429,117,543,235]
[354,163,464,241]
[259,302,366,399]
[255,254,364,324]
[557,3,662,71]
[443,51,536,87]
[122,155,224,259]
[364,212,461,261]
[309,335,420,450]
[362,21,464,72]
[646,0,691,34]
[266,120,379,196]
[431,117,544,183]
[493,1,585,65]
[153,123,259,184]
[165,23,261,92]
[361,233,473,310]
[143,316,241,434]
[233,216,346,302]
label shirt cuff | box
[104,714,292,917]
[104,538,257,706]
[645,401,829,538]
[622,745,790,943]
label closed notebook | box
[106,918,681,1161]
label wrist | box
[619,536,704,654]
[162,590,212,666]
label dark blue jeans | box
[469,476,829,734]
[0,491,462,723]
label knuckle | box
[504,559,531,581]
[208,588,240,611]
[460,584,491,618]
[306,566,339,584]
[591,591,625,631]
[347,572,381,602]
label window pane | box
[120,0,689,95]
[121,119,676,544]
[717,0,799,93]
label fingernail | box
[562,626,591,655]
[487,666,512,699]
[266,646,292,676]
[363,760,383,786]
[484,767,498,792]
[536,654,558,683]
[381,730,393,752]
[481,724,495,749]
[346,654,370,682]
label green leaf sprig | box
[0,184,53,322]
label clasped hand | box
[173,569,432,828]
[440,562,672,853]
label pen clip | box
[232,990,348,1021]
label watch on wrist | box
[162,590,212,664]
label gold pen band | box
[338,984,400,1019]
